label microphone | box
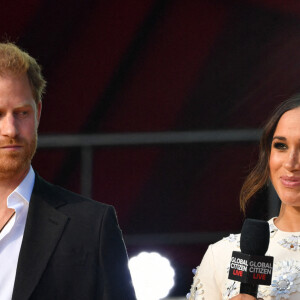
[228,219,274,297]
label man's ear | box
[36,101,42,126]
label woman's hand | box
[230,294,263,300]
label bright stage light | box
[128,252,175,300]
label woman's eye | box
[273,142,287,150]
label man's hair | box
[0,42,46,103]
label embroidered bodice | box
[187,218,300,300]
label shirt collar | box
[14,166,35,203]
[7,166,35,209]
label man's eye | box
[273,142,287,150]
[16,111,28,117]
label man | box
[0,42,137,300]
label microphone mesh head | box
[240,218,270,255]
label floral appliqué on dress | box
[278,235,300,251]
[222,281,239,299]
[187,267,205,300]
[259,260,300,299]
[269,223,278,238]
[223,234,240,249]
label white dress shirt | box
[0,166,35,300]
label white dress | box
[187,218,300,300]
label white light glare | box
[129,251,175,300]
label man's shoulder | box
[33,173,111,213]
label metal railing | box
[37,129,264,245]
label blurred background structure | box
[3,0,300,297]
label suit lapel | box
[12,175,69,300]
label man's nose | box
[1,114,18,138]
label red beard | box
[0,133,37,179]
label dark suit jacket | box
[11,174,136,300]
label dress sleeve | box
[188,245,223,300]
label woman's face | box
[269,107,300,206]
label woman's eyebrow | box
[272,136,286,141]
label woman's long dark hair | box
[240,94,300,213]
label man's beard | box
[0,133,37,179]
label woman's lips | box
[280,176,300,188]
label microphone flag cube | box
[228,251,273,285]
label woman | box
[188,94,300,300]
